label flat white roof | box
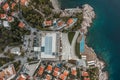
[41,32,57,58]
[34,47,41,51]
[3,21,10,27]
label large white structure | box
[41,32,57,58]
[3,21,10,28]
[10,47,21,55]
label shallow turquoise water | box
[58,0,120,80]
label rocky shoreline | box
[88,46,108,80]
[50,0,61,10]
[81,4,108,80]
[51,0,108,80]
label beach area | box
[50,0,108,80]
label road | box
[0,56,27,70]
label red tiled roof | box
[0,65,16,80]
[0,14,6,19]
[18,22,25,28]
[11,3,16,9]
[59,74,66,80]
[0,72,5,79]
[54,67,59,72]
[53,67,59,77]
[53,71,58,77]
[71,69,77,76]
[20,0,28,6]
[38,66,44,76]
[17,75,26,80]
[58,21,63,27]
[63,70,69,76]
[46,74,51,80]
[67,18,74,25]
[82,71,89,77]
[3,3,9,11]
[0,78,4,80]
[7,16,14,22]
[45,20,52,26]
[47,65,52,71]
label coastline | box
[51,0,108,80]
[88,46,108,80]
[82,4,108,80]
[50,0,61,10]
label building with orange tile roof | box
[37,66,44,76]
[11,2,16,9]
[17,74,27,80]
[47,65,52,72]
[45,74,51,80]
[18,22,25,28]
[2,3,9,11]
[57,21,64,27]
[7,16,14,22]
[53,71,58,77]
[71,68,77,76]
[0,14,7,19]
[53,67,60,77]
[65,18,77,29]
[0,64,16,80]
[20,0,29,6]
[67,18,74,25]
[43,20,52,26]
[0,72,5,80]
[0,78,3,80]
[54,67,59,72]
[82,71,89,77]
[63,70,69,76]
[59,74,66,80]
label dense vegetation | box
[68,32,75,44]
[21,0,53,30]
[75,34,81,59]
[0,18,30,53]
[71,13,83,31]
[13,60,21,71]
[75,41,81,59]
[0,57,14,67]
[88,67,99,80]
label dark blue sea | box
[58,0,120,80]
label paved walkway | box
[61,31,79,60]
[61,33,71,60]
[70,31,79,59]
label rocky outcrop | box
[81,4,95,33]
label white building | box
[10,47,21,55]
[3,21,10,28]
[41,32,57,58]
